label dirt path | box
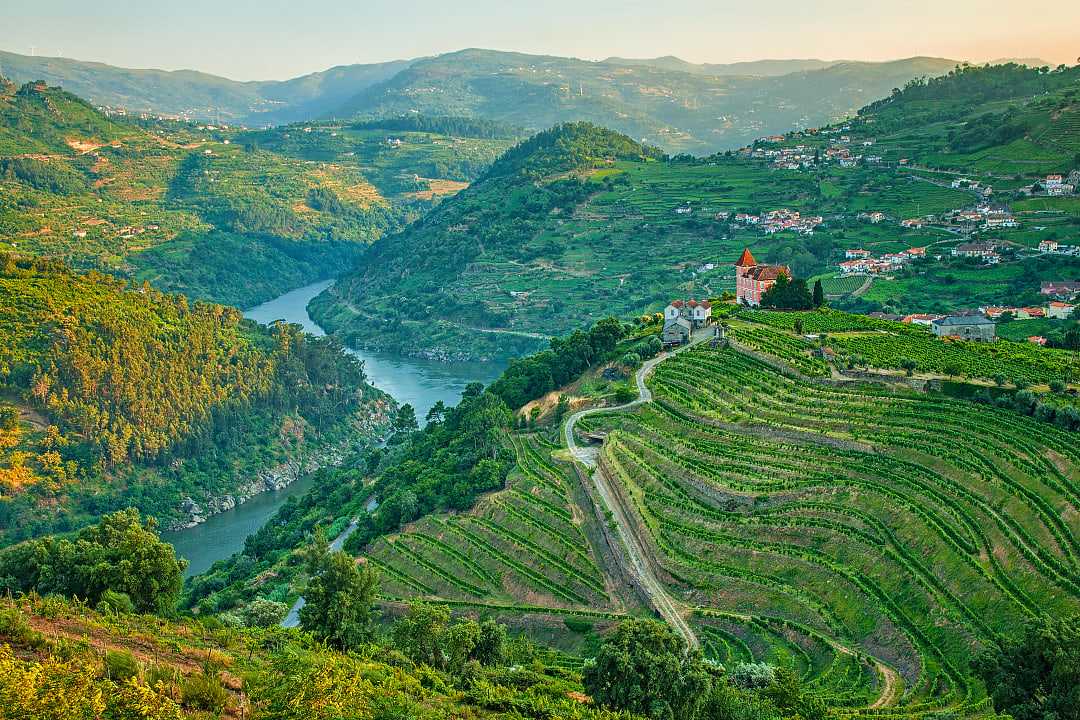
[563,331,712,648]
[564,335,904,708]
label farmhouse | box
[1040,240,1059,253]
[903,313,943,326]
[662,317,691,347]
[1047,301,1076,319]
[664,299,713,328]
[735,248,790,306]
[952,242,998,260]
[931,315,996,342]
[845,248,871,259]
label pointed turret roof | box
[735,248,757,267]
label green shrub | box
[105,649,140,682]
[96,589,135,615]
[0,605,44,647]
[242,598,289,628]
[180,671,228,713]
[146,663,181,695]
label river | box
[163,279,504,577]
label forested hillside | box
[333,50,959,154]
[0,254,391,544]
[0,79,517,307]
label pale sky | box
[3,0,1078,80]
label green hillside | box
[0,80,514,307]
[315,65,1080,360]
[0,254,391,544]
[0,49,412,125]
[169,307,1078,719]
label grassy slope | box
[0,594,614,720]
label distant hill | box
[332,49,960,153]
[1,48,959,153]
[0,50,412,125]
[602,55,843,76]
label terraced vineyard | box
[364,434,620,616]
[577,344,1079,717]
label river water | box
[163,280,504,577]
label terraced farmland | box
[578,344,1079,717]
[364,434,619,614]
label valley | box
[1,38,1078,720]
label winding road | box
[562,330,903,709]
[564,331,713,648]
[281,517,361,628]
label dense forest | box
[856,62,1080,135]
[351,114,523,139]
[0,254,390,543]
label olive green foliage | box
[96,589,135,615]
[584,620,711,720]
[354,384,514,545]
[391,601,507,671]
[489,316,627,408]
[0,254,383,543]
[0,509,185,613]
[105,649,140,682]
[298,537,380,649]
[242,598,290,628]
[179,671,228,713]
[759,274,814,311]
[973,615,1080,720]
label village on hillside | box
[658,246,1077,351]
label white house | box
[1047,301,1076,319]
[1039,240,1059,253]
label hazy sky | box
[3,0,1078,80]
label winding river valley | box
[163,280,504,576]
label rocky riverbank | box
[169,442,351,530]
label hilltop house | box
[931,315,996,342]
[735,248,790,306]
[664,299,713,329]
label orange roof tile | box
[735,248,757,267]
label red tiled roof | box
[747,265,790,281]
[735,248,757,267]
[671,300,684,308]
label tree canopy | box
[0,509,185,613]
